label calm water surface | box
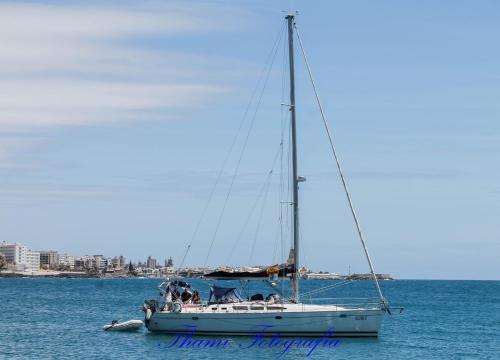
[0,279,499,359]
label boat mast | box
[286,14,300,303]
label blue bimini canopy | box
[208,286,243,304]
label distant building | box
[0,252,6,270]
[119,255,126,268]
[111,255,127,269]
[160,266,176,276]
[74,257,85,270]
[74,255,93,270]
[59,254,75,270]
[93,255,108,271]
[39,251,60,269]
[160,257,175,275]
[0,242,26,267]
[0,242,40,271]
[27,250,40,271]
[146,256,157,269]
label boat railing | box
[302,297,383,309]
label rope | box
[225,143,281,264]
[248,172,273,264]
[299,279,354,298]
[248,146,281,264]
[203,22,286,268]
[225,174,270,263]
[278,35,294,298]
[294,24,386,305]
[179,23,283,268]
[283,280,355,303]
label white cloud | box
[0,2,214,40]
[0,80,224,126]
[0,1,234,129]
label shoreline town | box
[0,241,393,280]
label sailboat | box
[145,14,390,337]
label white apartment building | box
[0,242,40,271]
[59,254,75,269]
[26,250,40,271]
[93,255,108,271]
[0,242,27,265]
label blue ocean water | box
[0,279,499,359]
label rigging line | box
[287,280,357,303]
[247,174,272,264]
[299,282,351,297]
[248,166,275,264]
[278,26,286,263]
[278,29,291,298]
[203,22,286,269]
[294,25,386,304]
[283,116,293,299]
[271,213,282,263]
[278,36,289,267]
[230,140,281,264]
[247,143,283,265]
[299,279,355,297]
[298,201,307,269]
[278,124,285,257]
[287,107,293,249]
[225,174,269,264]
[279,114,291,257]
[225,142,282,264]
[179,21,286,269]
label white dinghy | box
[103,319,143,331]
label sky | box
[0,0,499,280]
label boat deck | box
[161,301,381,314]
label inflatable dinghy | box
[103,319,143,331]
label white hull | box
[147,303,384,337]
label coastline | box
[0,271,394,280]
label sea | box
[0,278,499,359]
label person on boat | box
[181,288,192,303]
[142,300,151,313]
[250,293,264,301]
[142,301,153,325]
[192,290,201,304]
[266,293,280,304]
[171,287,180,301]
[165,289,172,303]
